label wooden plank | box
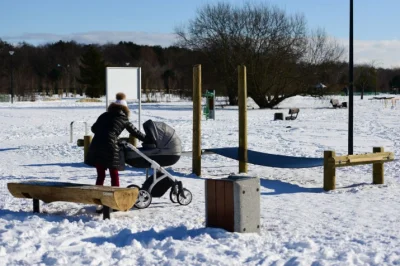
[7,181,138,211]
[349,157,388,163]
[205,179,217,227]
[224,181,234,232]
[332,152,394,167]
[215,180,226,228]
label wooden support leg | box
[373,147,384,184]
[33,199,40,213]
[323,151,336,191]
[102,206,111,220]
[84,135,93,161]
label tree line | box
[1,2,400,108]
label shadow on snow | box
[260,179,323,195]
[0,148,19,152]
[83,226,229,247]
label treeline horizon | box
[1,38,400,103]
[2,1,400,108]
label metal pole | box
[138,67,142,130]
[348,0,354,155]
[10,55,14,104]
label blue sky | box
[1,0,400,67]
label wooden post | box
[193,65,202,176]
[76,139,84,147]
[373,147,384,184]
[103,206,111,220]
[84,135,93,161]
[128,134,137,147]
[323,151,336,191]
[238,65,248,173]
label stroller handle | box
[122,142,161,170]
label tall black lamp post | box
[348,0,354,155]
[9,50,14,104]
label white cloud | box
[338,39,400,69]
[2,31,178,48]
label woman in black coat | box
[86,100,146,187]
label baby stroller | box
[120,119,192,209]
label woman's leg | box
[109,168,120,187]
[95,164,106,185]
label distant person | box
[342,87,349,96]
[86,95,146,189]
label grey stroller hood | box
[143,120,182,154]
[123,119,182,168]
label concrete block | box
[205,175,260,233]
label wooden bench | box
[330,99,347,108]
[7,181,139,220]
[285,108,300,120]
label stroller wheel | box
[134,190,152,209]
[177,188,192,206]
[127,184,140,189]
[169,185,178,203]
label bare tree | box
[175,2,344,108]
[355,63,377,99]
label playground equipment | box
[70,121,88,143]
[71,121,92,161]
[203,90,215,120]
[192,64,395,191]
[7,181,139,220]
[192,65,248,175]
[203,147,394,191]
[323,147,394,191]
[368,96,400,108]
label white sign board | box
[106,67,142,129]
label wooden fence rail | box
[323,147,394,191]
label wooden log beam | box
[328,152,394,168]
[7,181,138,211]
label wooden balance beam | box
[7,181,139,220]
[323,147,394,191]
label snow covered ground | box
[1,95,400,265]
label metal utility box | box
[205,175,260,233]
